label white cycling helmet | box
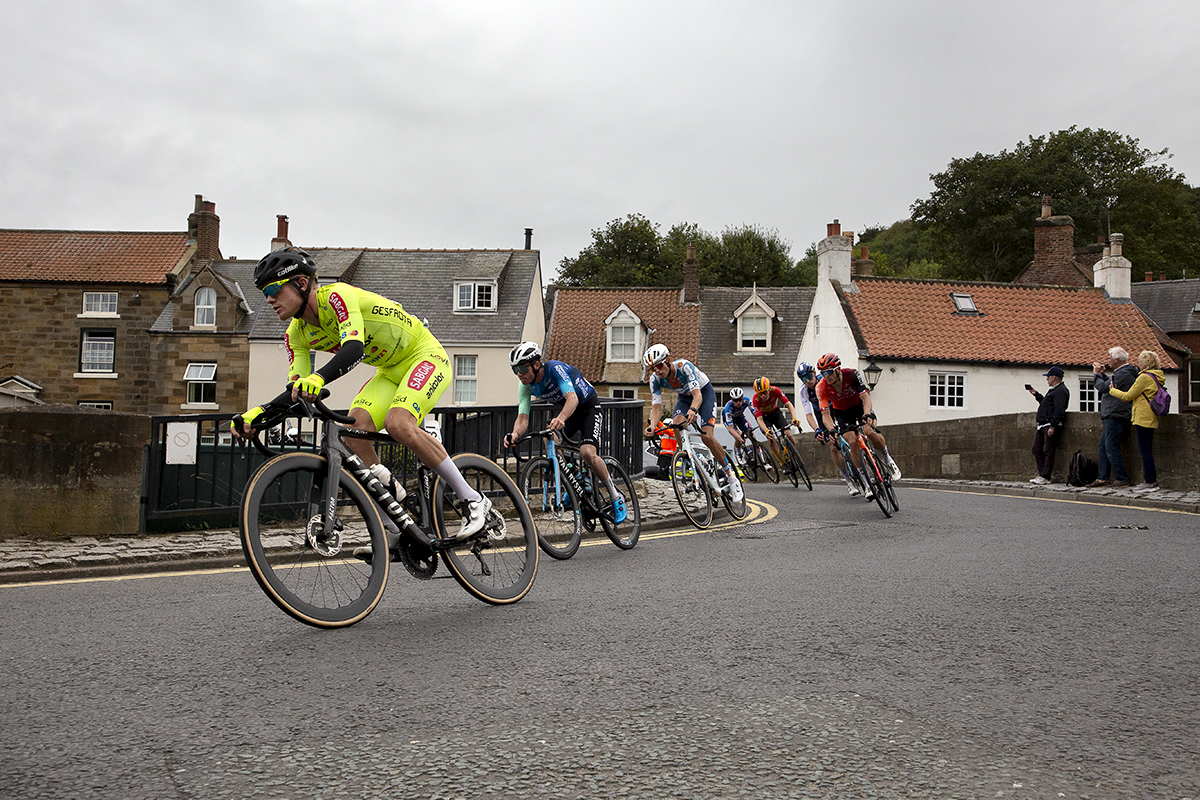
[509,341,542,367]
[729,387,744,400]
[643,344,670,368]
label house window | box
[951,293,978,314]
[194,287,217,326]
[1189,361,1200,407]
[609,324,637,362]
[454,283,496,312]
[929,372,965,408]
[1078,376,1097,413]
[80,331,115,373]
[610,387,637,400]
[78,401,113,410]
[82,292,118,316]
[739,314,769,350]
[454,355,477,403]
[184,363,218,405]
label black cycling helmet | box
[253,247,318,291]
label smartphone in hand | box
[1024,384,1033,391]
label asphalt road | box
[2,482,1197,800]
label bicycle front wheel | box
[433,454,539,605]
[599,456,641,549]
[783,438,812,491]
[521,457,582,560]
[757,442,781,484]
[671,451,713,528]
[869,445,900,512]
[240,452,389,629]
[859,449,893,518]
[738,445,759,484]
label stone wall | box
[0,406,149,539]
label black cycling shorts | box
[563,400,603,448]
[830,401,866,430]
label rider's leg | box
[345,408,400,537]
[580,442,617,499]
[866,422,900,478]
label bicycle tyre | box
[520,457,582,560]
[671,451,713,528]
[599,456,641,549]
[776,437,799,488]
[734,444,757,484]
[869,444,900,512]
[433,454,539,605]
[721,468,748,520]
[783,437,813,491]
[240,452,389,629]
[859,449,893,518]
[756,441,781,484]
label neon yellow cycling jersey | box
[284,283,437,381]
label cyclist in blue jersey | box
[503,342,627,523]
[643,344,744,503]
[797,361,858,495]
[722,387,756,452]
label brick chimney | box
[187,194,221,261]
[271,215,291,251]
[1093,233,1131,299]
[1032,196,1076,277]
[853,244,876,278]
[681,241,700,304]
[818,219,853,285]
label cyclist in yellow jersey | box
[231,247,492,542]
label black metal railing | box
[141,399,645,533]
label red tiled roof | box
[845,277,1178,370]
[0,229,193,283]
[546,288,701,382]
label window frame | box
[453,282,498,313]
[454,355,478,404]
[1078,375,1097,413]
[78,330,116,375]
[928,370,966,409]
[194,286,217,327]
[182,362,219,409]
[77,401,113,410]
[80,291,118,318]
[951,293,978,314]
[609,387,637,400]
[738,313,770,351]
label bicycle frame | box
[673,422,723,497]
[536,436,602,519]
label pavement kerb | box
[3,476,1196,585]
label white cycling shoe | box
[447,495,493,541]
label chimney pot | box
[1145,272,1153,282]
[524,227,533,250]
[861,245,869,261]
[827,220,841,237]
[1110,233,1123,257]
[277,215,289,239]
[1160,272,1167,281]
[1041,195,1052,219]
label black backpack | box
[1067,450,1099,486]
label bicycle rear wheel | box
[734,444,757,484]
[777,438,799,488]
[521,457,582,560]
[433,454,539,605]
[869,444,900,512]
[756,441,781,484]
[671,451,713,528]
[598,456,641,549]
[240,452,389,629]
[859,449,893,518]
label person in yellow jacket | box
[1106,349,1165,493]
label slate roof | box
[697,286,815,385]
[0,229,192,283]
[546,288,701,382]
[246,248,540,345]
[842,277,1179,370]
[1013,257,1093,287]
[1130,278,1200,334]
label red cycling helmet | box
[816,353,841,372]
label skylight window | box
[951,293,978,313]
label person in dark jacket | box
[1090,346,1137,487]
[1027,366,1070,484]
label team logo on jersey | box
[329,292,350,323]
[408,360,436,390]
[284,333,295,363]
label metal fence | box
[141,399,646,533]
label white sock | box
[433,458,482,504]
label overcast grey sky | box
[3,1,1198,280]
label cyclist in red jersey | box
[750,377,802,467]
[815,353,901,484]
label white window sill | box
[181,403,220,411]
[78,313,120,319]
[189,325,218,331]
[74,372,119,379]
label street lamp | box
[863,357,882,391]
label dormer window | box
[604,304,643,362]
[951,293,978,314]
[455,281,496,312]
[732,285,776,353]
[194,286,217,326]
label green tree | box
[911,127,1200,281]
[557,214,667,287]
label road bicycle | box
[831,419,898,518]
[652,421,747,529]
[514,429,641,560]
[762,419,812,490]
[237,393,538,628]
[731,431,780,485]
